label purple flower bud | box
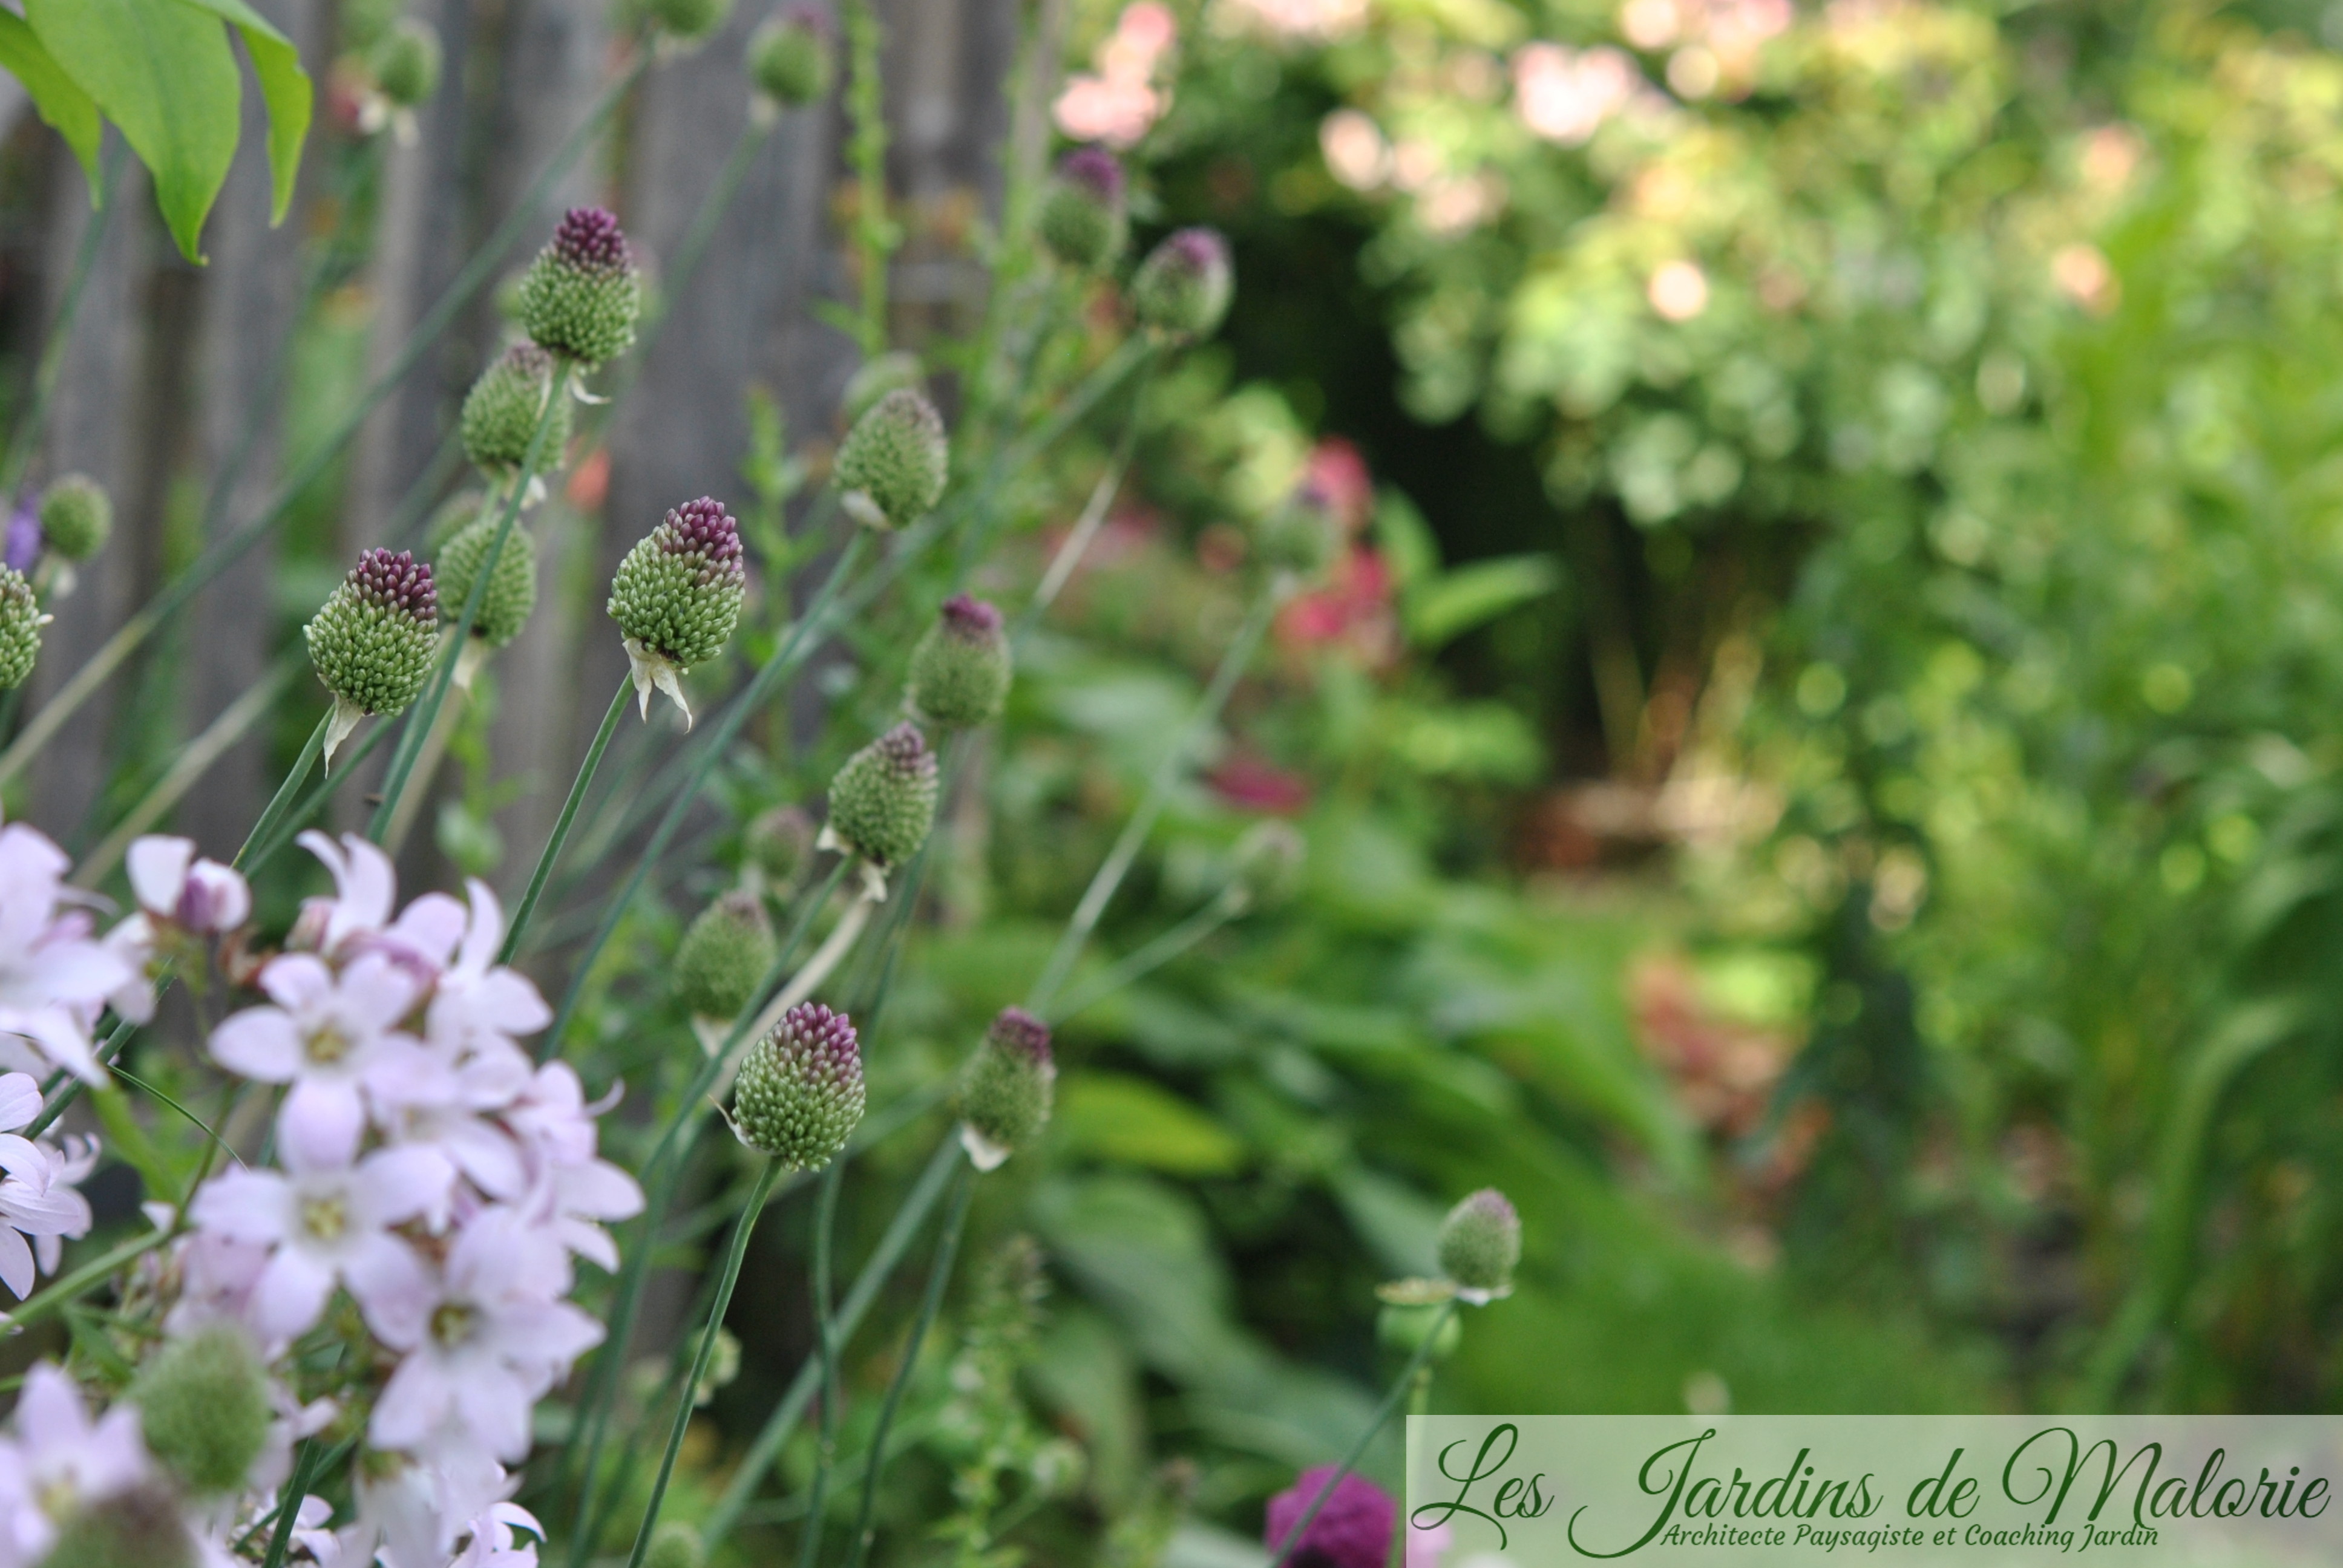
[552,206,631,275]
[2,502,40,574]
[1263,1468,1397,1568]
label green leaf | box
[169,0,312,223]
[27,0,241,262]
[1054,1072,1246,1175]
[1404,552,1562,650]
[0,12,102,197]
[1372,487,1441,588]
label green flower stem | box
[842,1156,975,1568]
[233,708,333,869]
[369,363,571,843]
[242,716,397,874]
[0,51,649,793]
[542,528,872,1048]
[500,675,632,962]
[844,0,893,355]
[701,1136,966,1551]
[1043,885,1248,1025]
[1265,1298,1460,1568]
[258,1436,326,1568]
[1021,387,1147,627]
[75,655,300,886]
[0,1226,168,1334]
[624,1157,785,1568]
[1025,578,1284,1014]
[794,1160,848,1568]
[0,142,124,499]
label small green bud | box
[1130,227,1233,341]
[745,804,815,885]
[0,566,47,690]
[906,593,1011,729]
[460,342,572,473]
[36,473,110,561]
[339,0,401,53]
[1435,1187,1519,1301]
[36,1483,197,1568]
[732,1002,866,1169]
[646,0,732,43]
[434,511,538,650]
[838,351,924,428]
[134,1321,274,1496]
[833,388,948,531]
[608,496,746,725]
[675,890,776,1021]
[1230,820,1305,908]
[958,1007,1055,1170]
[370,18,442,108]
[1253,480,1343,580]
[424,489,487,554]
[306,548,437,766]
[824,721,939,869]
[517,206,640,368]
[747,9,835,106]
[1038,148,1128,272]
[646,1521,707,1568]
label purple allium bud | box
[1039,147,1130,272]
[608,496,747,724]
[1435,1187,1520,1300]
[957,1006,1055,1169]
[552,206,631,273]
[1264,1468,1397,1568]
[825,720,941,868]
[517,206,641,367]
[1130,226,1234,340]
[460,341,572,473]
[306,549,439,765]
[906,593,1012,729]
[732,1001,867,1169]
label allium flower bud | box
[839,351,925,428]
[834,388,948,531]
[906,593,1011,729]
[646,1521,707,1568]
[517,206,640,368]
[746,803,816,886]
[36,1482,198,1568]
[1130,227,1234,341]
[1435,1187,1519,1301]
[134,1321,273,1496]
[675,890,776,1022]
[435,510,538,651]
[608,496,746,726]
[0,566,48,690]
[824,721,939,869]
[1038,148,1129,272]
[1263,1467,1396,1568]
[646,0,733,43]
[1254,480,1343,580]
[461,342,573,474]
[36,472,110,561]
[957,1007,1054,1171]
[306,547,437,767]
[425,489,487,554]
[1230,820,1305,909]
[747,9,835,107]
[371,18,442,108]
[732,1002,866,1169]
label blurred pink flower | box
[1278,544,1400,667]
[1221,0,1368,41]
[2051,243,2119,314]
[1054,4,1176,148]
[1208,754,1314,816]
[1514,42,1639,145]
[1407,1518,1454,1568]
[1303,439,1374,533]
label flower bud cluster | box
[608,495,747,725]
[824,720,941,870]
[748,9,834,106]
[834,388,948,531]
[306,547,439,766]
[460,341,572,474]
[732,1002,867,1169]
[1039,148,1129,272]
[1132,227,1234,340]
[517,206,641,368]
[907,593,1012,730]
[675,889,776,1022]
[37,472,111,561]
[957,1007,1055,1169]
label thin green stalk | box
[242,717,396,874]
[843,1158,974,1568]
[1265,1299,1460,1568]
[501,676,631,962]
[258,1436,325,1568]
[703,1137,965,1550]
[844,0,893,354]
[1026,579,1282,1014]
[1,1227,168,1333]
[0,50,649,793]
[795,1160,848,1568]
[624,1157,784,1568]
[0,142,124,498]
[1044,886,1246,1024]
[233,708,332,869]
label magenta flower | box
[1264,1466,1397,1568]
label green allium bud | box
[824,721,939,869]
[747,9,835,107]
[732,1002,866,1169]
[608,496,746,726]
[646,1521,707,1568]
[838,351,925,428]
[906,593,1011,729]
[957,1007,1055,1170]
[1230,820,1305,909]
[1254,479,1343,580]
[35,1483,197,1568]
[675,890,775,1021]
[460,342,572,473]
[134,1321,273,1496]
[1038,148,1129,272]
[371,18,442,108]
[1435,1187,1520,1301]
[340,0,401,53]
[833,388,948,531]
[646,0,732,42]
[746,803,815,885]
[37,472,110,561]
[307,547,437,766]
[0,566,47,690]
[434,511,538,649]
[424,489,486,554]
[1130,227,1234,341]
[517,206,640,368]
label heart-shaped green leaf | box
[0,11,102,198]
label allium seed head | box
[906,593,1011,729]
[825,721,940,869]
[834,388,948,531]
[1130,227,1234,341]
[460,341,572,473]
[518,206,640,367]
[306,547,439,718]
[732,1002,867,1169]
